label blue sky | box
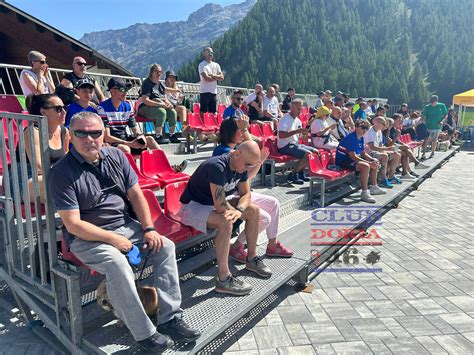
[8,0,242,39]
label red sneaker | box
[266,240,294,258]
[229,244,247,263]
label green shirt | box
[422,103,448,130]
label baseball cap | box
[75,78,95,89]
[107,78,132,92]
[165,70,178,80]
[316,106,331,118]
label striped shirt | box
[97,99,136,140]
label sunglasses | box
[34,60,47,64]
[73,130,103,138]
[245,163,257,169]
[75,62,87,66]
[44,105,66,113]
[234,97,244,101]
[357,126,369,131]
[111,87,128,93]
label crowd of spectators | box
[9,47,460,353]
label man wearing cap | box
[281,88,296,113]
[61,56,105,104]
[65,78,98,127]
[421,95,448,159]
[198,47,224,114]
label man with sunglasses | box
[179,140,273,296]
[65,78,98,127]
[199,47,224,114]
[223,90,247,119]
[335,119,386,203]
[49,111,200,352]
[61,56,105,103]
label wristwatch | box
[236,206,245,213]
[143,226,156,234]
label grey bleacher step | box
[79,148,458,354]
[81,222,310,354]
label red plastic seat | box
[133,100,154,123]
[0,148,11,176]
[264,139,295,163]
[0,95,23,113]
[193,103,200,115]
[141,149,189,188]
[61,232,99,275]
[124,152,161,190]
[2,117,19,149]
[164,182,201,236]
[217,114,224,125]
[142,189,191,244]
[187,113,214,132]
[20,203,46,219]
[249,123,263,137]
[203,112,219,131]
[262,122,276,139]
[405,134,423,148]
[308,154,345,180]
[217,104,226,116]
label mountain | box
[178,0,474,107]
[80,0,256,77]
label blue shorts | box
[278,143,317,159]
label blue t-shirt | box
[335,132,364,166]
[212,144,232,156]
[66,102,97,127]
[354,109,367,121]
[180,153,248,206]
[223,105,245,119]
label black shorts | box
[338,159,360,175]
[112,136,146,155]
[200,92,217,113]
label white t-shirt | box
[244,92,256,105]
[277,113,302,149]
[326,116,340,140]
[263,96,279,117]
[19,69,51,96]
[311,118,338,146]
[198,60,222,94]
[364,127,383,151]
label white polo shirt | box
[277,113,302,149]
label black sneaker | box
[410,171,420,177]
[298,171,310,182]
[169,134,180,144]
[288,172,304,185]
[156,135,170,144]
[137,332,173,353]
[157,317,201,343]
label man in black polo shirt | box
[178,141,273,296]
[49,112,199,353]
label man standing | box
[61,56,105,103]
[277,99,317,185]
[198,47,224,114]
[65,78,97,127]
[49,112,199,353]
[422,95,448,159]
[179,141,273,296]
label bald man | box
[179,140,273,296]
[61,56,105,103]
[198,47,224,113]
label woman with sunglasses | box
[19,51,55,96]
[12,94,69,203]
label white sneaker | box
[400,173,417,180]
[370,185,387,195]
[361,190,376,203]
[415,163,430,169]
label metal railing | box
[0,63,340,108]
[0,112,84,353]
